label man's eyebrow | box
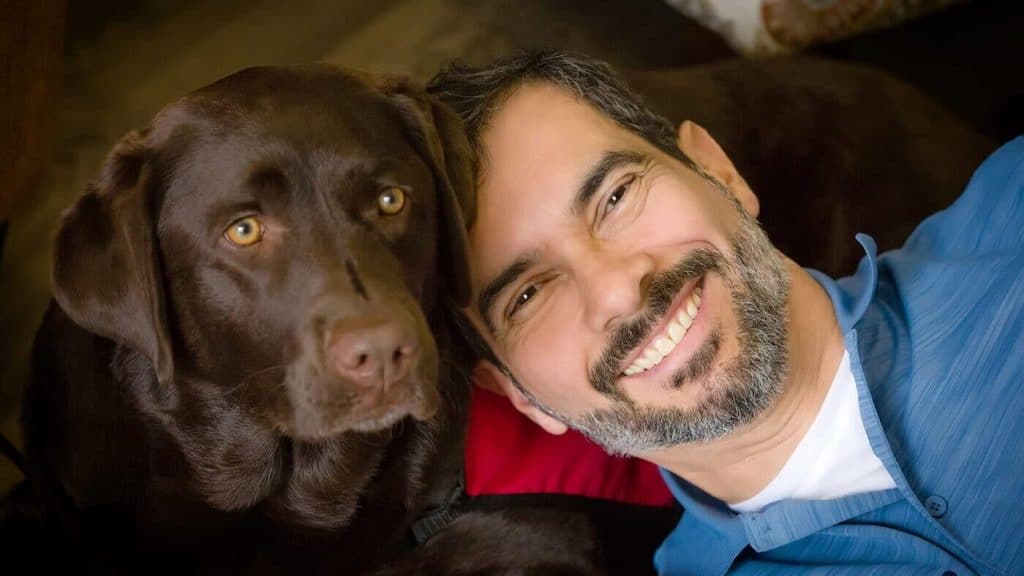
[477,252,537,334]
[570,149,645,217]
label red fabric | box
[464,386,674,507]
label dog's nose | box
[328,321,418,389]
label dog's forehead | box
[191,66,395,123]
[154,67,426,172]
[152,67,402,158]
[148,71,438,219]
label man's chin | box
[573,360,778,455]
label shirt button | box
[925,495,948,518]
[941,571,957,576]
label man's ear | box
[51,128,174,384]
[473,360,568,436]
[377,76,475,307]
[678,120,759,218]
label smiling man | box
[428,51,1024,575]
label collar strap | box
[409,477,466,546]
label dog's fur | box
[20,65,608,575]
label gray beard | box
[568,209,791,456]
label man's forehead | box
[470,87,604,278]
[481,82,621,170]
[478,81,653,203]
[468,82,640,317]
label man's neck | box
[647,258,846,505]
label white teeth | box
[654,337,674,355]
[623,286,704,376]
[678,307,693,328]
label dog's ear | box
[52,129,174,384]
[379,78,475,307]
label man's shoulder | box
[853,135,1024,483]
[861,136,1024,371]
[900,136,1024,257]
[851,141,1024,567]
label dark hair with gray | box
[426,49,699,188]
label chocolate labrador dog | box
[19,65,608,575]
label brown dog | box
[19,65,610,575]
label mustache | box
[589,248,722,399]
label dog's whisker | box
[225,364,288,396]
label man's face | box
[468,82,791,455]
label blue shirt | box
[656,137,1024,576]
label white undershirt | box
[731,351,896,513]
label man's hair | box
[426,49,700,188]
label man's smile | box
[584,248,724,398]
[620,275,707,379]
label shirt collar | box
[805,233,879,332]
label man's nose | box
[579,249,655,333]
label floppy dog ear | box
[379,79,475,307]
[52,129,174,384]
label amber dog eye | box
[377,187,406,216]
[224,216,264,247]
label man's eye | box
[602,175,636,217]
[507,284,539,320]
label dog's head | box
[51,66,474,443]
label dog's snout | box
[328,320,418,389]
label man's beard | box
[568,207,791,456]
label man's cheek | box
[517,350,572,407]
[511,348,554,398]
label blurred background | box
[1,0,1021,495]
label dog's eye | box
[377,187,406,216]
[224,216,264,247]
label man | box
[427,51,1024,575]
